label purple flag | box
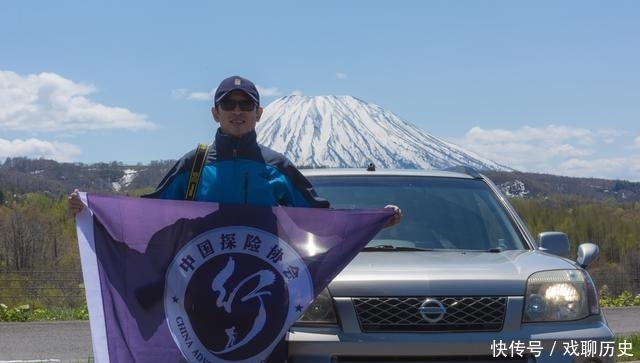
[75,193,392,363]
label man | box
[68,75,401,362]
[70,75,401,223]
[141,75,331,208]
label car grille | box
[353,296,506,332]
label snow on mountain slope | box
[257,95,510,171]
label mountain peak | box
[257,95,510,171]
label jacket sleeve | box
[281,160,330,208]
[141,149,196,200]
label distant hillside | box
[0,157,174,198]
[482,170,640,201]
[2,157,640,202]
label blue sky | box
[1,1,639,181]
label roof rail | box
[443,165,482,178]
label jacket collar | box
[215,128,259,159]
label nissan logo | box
[418,298,446,323]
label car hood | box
[328,250,578,297]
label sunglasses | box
[218,99,257,112]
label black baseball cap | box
[214,76,260,106]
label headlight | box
[295,288,337,325]
[523,269,599,322]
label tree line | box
[510,196,640,295]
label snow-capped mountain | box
[257,95,510,171]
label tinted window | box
[308,175,528,251]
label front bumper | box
[288,297,617,363]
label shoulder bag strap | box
[185,143,209,200]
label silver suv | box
[289,167,615,363]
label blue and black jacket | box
[143,129,330,208]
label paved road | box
[604,306,640,336]
[1,308,638,362]
[0,321,92,362]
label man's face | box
[212,90,263,137]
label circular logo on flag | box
[164,226,313,363]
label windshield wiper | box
[486,247,504,252]
[363,245,433,252]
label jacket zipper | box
[233,139,248,204]
[243,172,249,204]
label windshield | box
[308,175,529,251]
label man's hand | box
[384,204,402,228]
[68,189,84,216]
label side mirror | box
[577,243,599,268]
[538,231,570,258]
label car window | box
[308,175,528,251]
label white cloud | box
[0,138,81,162]
[174,84,282,105]
[336,72,347,80]
[557,155,640,182]
[559,157,627,176]
[172,88,213,101]
[171,88,188,98]
[597,129,626,144]
[256,85,281,98]
[452,124,639,181]
[187,91,213,101]
[0,70,154,132]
